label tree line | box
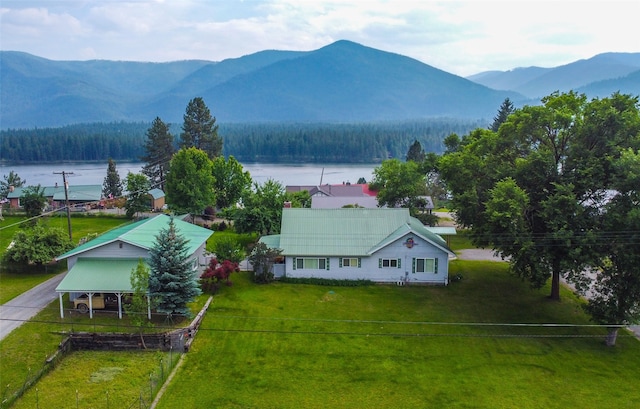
[0,118,483,163]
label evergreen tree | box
[148,218,202,317]
[180,97,223,159]
[141,117,174,191]
[489,98,515,132]
[102,158,123,199]
[0,171,26,199]
[406,140,426,162]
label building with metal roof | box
[260,208,455,285]
[7,184,102,209]
[55,214,213,318]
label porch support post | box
[58,293,65,318]
[116,293,123,319]
[88,292,94,319]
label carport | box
[55,258,150,319]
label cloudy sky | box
[1,0,638,77]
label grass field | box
[153,265,640,409]
[2,216,639,408]
[0,214,129,304]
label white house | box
[260,208,455,285]
[55,214,213,318]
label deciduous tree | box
[124,172,151,218]
[124,259,154,348]
[21,185,47,219]
[584,148,640,346]
[211,155,251,210]
[3,222,74,265]
[232,179,285,234]
[165,147,215,217]
[440,91,639,301]
[370,159,426,209]
[248,242,282,284]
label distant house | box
[259,208,455,285]
[54,214,213,318]
[287,183,380,209]
[7,184,102,210]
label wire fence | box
[0,343,181,409]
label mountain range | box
[1,40,639,129]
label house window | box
[295,257,328,270]
[340,258,360,268]
[413,258,438,274]
[379,258,401,268]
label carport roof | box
[55,258,140,293]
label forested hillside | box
[0,119,483,163]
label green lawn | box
[2,220,639,408]
[154,265,640,409]
[0,215,129,304]
[9,350,176,409]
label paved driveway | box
[0,272,66,341]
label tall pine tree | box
[148,218,201,317]
[141,117,174,191]
[489,98,515,132]
[406,140,426,162]
[180,97,223,159]
[102,158,123,199]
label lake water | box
[0,162,378,188]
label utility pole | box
[54,171,74,240]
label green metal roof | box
[56,258,140,293]
[56,214,213,260]
[148,188,165,199]
[52,185,102,201]
[271,208,453,256]
[259,235,281,248]
[7,185,102,201]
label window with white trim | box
[379,258,401,268]
[295,257,328,270]
[413,257,437,273]
[341,258,360,268]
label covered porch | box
[55,258,150,319]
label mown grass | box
[0,293,206,408]
[3,220,639,408]
[9,350,176,409]
[154,264,640,409]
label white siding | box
[282,234,449,285]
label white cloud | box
[1,0,638,75]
